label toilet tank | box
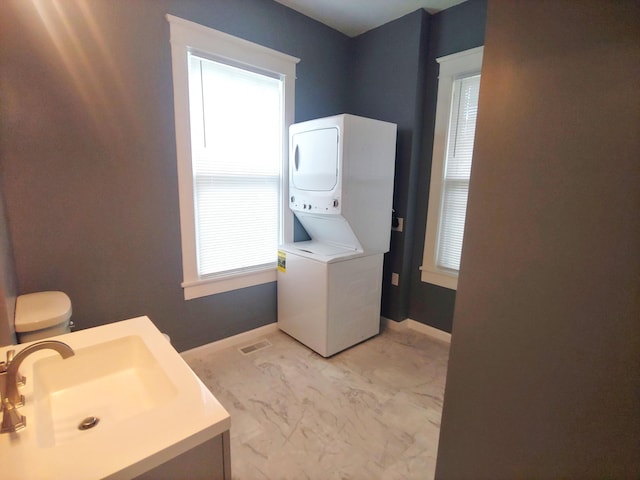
[14,291,72,343]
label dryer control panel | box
[290,194,340,214]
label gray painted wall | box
[0,0,494,349]
[348,9,430,321]
[0,0,350,351]
[436,0,640,477]
[0,191,17,345]
[0,0,487,349]
[345,0,487,329]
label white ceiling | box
[274,0,467,37]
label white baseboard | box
[181,317,451,360]
[181,322,279,360]
[382,317,451,344]
[382,316,404,332]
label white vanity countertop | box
[0,316,231,479]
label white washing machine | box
[277,241,384,357]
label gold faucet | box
[0,340,74,433]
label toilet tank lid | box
[15,291,72,333]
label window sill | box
[420,268,458,290]
[182,267,276,300]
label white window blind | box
[188,54,282,278]
[437,74,480,272]
[421,46,483,290]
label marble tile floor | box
[183,326,450,480]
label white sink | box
[0,316,230,479]
[33,335,178,448]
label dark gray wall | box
[436,0,640,477]
[348,9,430,321]
[0,0,350,351]
[408,0,487,332]
[0,190,17,345]
[0,0,491,350]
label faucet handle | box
[1,397,26,433]
[0,349,14,372]
[5,350,25,386]
[0,350,11,374]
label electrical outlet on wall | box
[391,272,399,286]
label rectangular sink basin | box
[33,335,178,447]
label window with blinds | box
[421,46,483,290]
[188,54,282,278]
[437,74,480,272]
[167,15,299,299]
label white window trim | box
[167,15,300,300]
[421,46,483,290]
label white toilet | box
[14,291,73,343]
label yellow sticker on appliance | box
[277,250,286,272]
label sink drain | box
[78,416,100,430]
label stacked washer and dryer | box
[277,114,397,357]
